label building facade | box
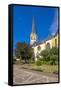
[30,17,58,61]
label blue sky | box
[13,5,58,49]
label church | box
[30,17,58,61]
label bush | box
[50,47,58,55]
[39,47,58,65]
[36,59,43,66]
[50,55,58,65]
[40,49,49,59]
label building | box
[30,17,58,61]
[30,16,38,45]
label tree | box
[15,42,34,63]
[15,42,27,58]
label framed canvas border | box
[8,4,60,86]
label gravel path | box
[13,64,58,85]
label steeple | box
[32,16,36,34]
[30,16,37,45]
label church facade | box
[30,17,58,61]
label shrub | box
[40,49,49,58]
[39,47,58,65]
[50,47,58,55]
[50,55,58,65]
[36,59,43,66]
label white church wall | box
[32,43,46,61]
[33,46,37,56]
[39,43,45,51]
[32,46,38,61]
[32,39,52,61]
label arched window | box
[37,45,41,51]
[46,43,50,49]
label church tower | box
[30,16,37,45]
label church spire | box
[30,16,37,45]
[32,16,36,34]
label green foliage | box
[15,42,34,63]
[41,49,50,59]
[36,59,43,66]
[15,42,27,58]
[50,55,58,65]
[50,47,58,55]
[39,47,58,65]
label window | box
[37,45,41,51]
[55,39,57,47]
[46,43,50,49]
